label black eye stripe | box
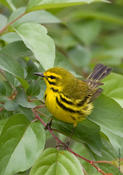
[48,76,56,79]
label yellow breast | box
[45,88,93,127]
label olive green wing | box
[62,79,91,104]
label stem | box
[33,111,109,175]
[93,160,113,164]
[36,110,48,118]
[34,111,66,145]
[0,12,26,35]
[67,149,106,175]
[33,105,45,110]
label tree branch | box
[33,111,112,175]
[0,12,26,35]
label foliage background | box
[0,0,123,175]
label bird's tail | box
[87,64,112,101]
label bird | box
[35,64,112,127]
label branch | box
[93,160,113,164]
[33,105,45,110]
[35,110,48,118]
[33,111,111,175]
[0,12,26,35]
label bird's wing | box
[62,79,90,103]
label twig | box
[94,158,123,174]
[33,111,110,175]
[0,12,26,35]
[35,110,48,118]
[93,160,112,164]
[33,105,45,110]
[67,149,106,175]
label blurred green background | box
[0,0,123,75]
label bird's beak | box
[34,72,44,77]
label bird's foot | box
[45,119,53,130]
[56,141,70,150]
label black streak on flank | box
[60,95,73,105]
[71,116,76,120]
[51,87,58,92]
[56,97,82,115]
[45,94,47,99]
[77,96,88,106]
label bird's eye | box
[48,75,56,79]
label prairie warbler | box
[35,64,111,127]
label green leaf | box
[0,50,24,78]
[72,144,100,175]
[0,73,14,96]
[92,47,123,65]
[4,100,18,111]
[1,41,31,59]
[63,9,123,26]
[30,148,84,175]
[89,95,123,156]
[26,60,39,80]
[102,32,123,48]
[8,7,25,23]
[9,8,60,27]
[68,45,91,68]
[27,0,108,12]
[94,135,122,174]
[15,22,55,70]
[0,114,46,175]
[0,0,10,8]
[0,32,21,43]
[0,41,30,89]
[68,20,101,46]
[0,118,8,135]
[0,82,6,95]
[72,134,121,175]
[53,119,102,156]
[16,171,29,175]
[0,14,8,30]
[15,89,36,108]
[6,0,16,11]
[54,51,73,71]
[26,80,41,96]
[102,73,123,107]
[36,80,46,100]
[48,25,77,49]
[17,106,34,121]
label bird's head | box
[35,67,75,91]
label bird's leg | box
[65,121,77,148]
[45,118,53,130]
[56,128,74,150]
[65,127,75,148]
[56,140,70,150]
